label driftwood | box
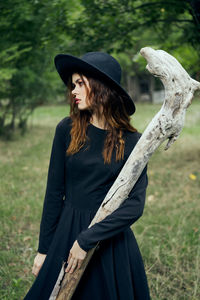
[50,47,200,300]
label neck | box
[90,114,107,130]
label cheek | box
[81,87,87,98]
[83,88,89,102]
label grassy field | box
[0,99,199,299]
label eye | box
[78,80,84,86]
[71,83,75,90]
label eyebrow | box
[72,78,82,84]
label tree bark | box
[50,47,200,300]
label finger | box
[32,265,36,274]
[67,252,72,263]
[32,266,38,277]
[66,258,77,273]
[32,268,35,276]
[65,258,75,273]
[32,264,41,277]
[33,271,38,277]
[77,260,82,270]
[68,259,77,274]
[69,261,78,274]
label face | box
[71,73,91,110]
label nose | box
[72,85,79,97]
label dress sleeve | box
[37,123,66,254]
[76,164,148,252]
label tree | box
[0,0,80,137]
[1,0,199,137]
[69,0,200,52]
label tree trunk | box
[50,47,200,300]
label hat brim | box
[54,54,135,115]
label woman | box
[24,52,150,299]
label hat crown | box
[81,52,122,84]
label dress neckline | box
[89,123,108,132]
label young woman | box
[24,52,150,299]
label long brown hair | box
[66,72,137,164]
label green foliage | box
[70,0,200,53]
[0,0,199,138]
[61,0,200,89]
[0,0,75,137]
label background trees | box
[0,0,199,137]
[0,0,75,137]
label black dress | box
[24,116,150,300]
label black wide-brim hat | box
[54,52,136,115]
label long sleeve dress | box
[24,116,150,300]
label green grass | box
[0,99,200,299]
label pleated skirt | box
[24,201,150,300]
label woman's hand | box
[32,252,47,277]
[65,240,87,274]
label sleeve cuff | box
[77,232,99,252]
[37,244,48,255]
[77,236,91,252]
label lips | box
[75,98,81,104]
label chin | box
[78,106,90,110]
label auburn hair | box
[66,72,137,164]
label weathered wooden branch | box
[50,47,200,300]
